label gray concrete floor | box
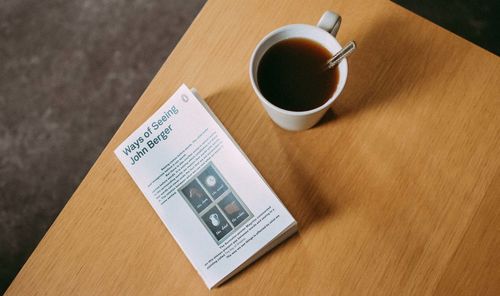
[0,0,497,293]
[394,0,499,55]
[0,0,205,292]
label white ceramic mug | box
[249,11,348,131]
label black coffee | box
[257,38,339,112]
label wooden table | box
[7,0,500,295]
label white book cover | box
[114,84,297,288]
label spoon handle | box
[325,41,356,70]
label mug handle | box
[317,11,342,37]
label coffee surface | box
[257,38,339,112]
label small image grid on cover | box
[179,162,253,244]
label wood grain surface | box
[6,0,500,295]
